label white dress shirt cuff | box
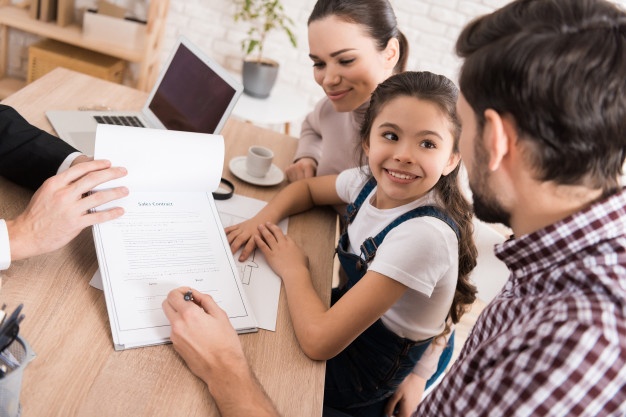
[58,152,83,174]
[0,220,11,270]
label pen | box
[1,304,23,332]
[0,349,19,371]
[0,304,24,354]
[184,291,194,302]
[0,303,6,327]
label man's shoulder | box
[418,293,626,416]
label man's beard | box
[469,135,511,228]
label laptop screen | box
[147,43,237,134]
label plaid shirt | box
[416,188,626,417]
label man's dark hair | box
[456,0,626,195]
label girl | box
[227,72,477,417]
[286,0,408,181]
[287,1,456,400]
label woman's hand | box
[254,222,309,279]
[285,158,317,182]
[384,373,426,417]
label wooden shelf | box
[0,6,144,62]
[0,0,169,97]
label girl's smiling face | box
[364,96,460,209]
[308,16,398,113]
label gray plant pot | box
[242,59,279,98]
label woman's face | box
[308,16,399,112]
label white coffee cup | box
[246,146,274,178]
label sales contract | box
[92,124,257,350]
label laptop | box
[46,36,243,155]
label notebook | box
[46,36,243,155]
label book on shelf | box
[91,124,258,350]
[56,0,74,26]
[39,0,57,22]
[29,0,40,19]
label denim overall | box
[324,178,459,417]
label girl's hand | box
[254,222,309,279]
[384,373,426,417]
[225,219,264,261]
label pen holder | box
[0,336,36,417]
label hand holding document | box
[92,124,257,350]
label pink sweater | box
[294,97,369,175]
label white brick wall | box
[6,0,626,128]
[162,0,621,113]
[160,0,503,112]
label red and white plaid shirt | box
[416,188,626,416]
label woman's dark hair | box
[359,71,478,338]
[309,0,408,73]
[456,0,626,195]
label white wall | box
[162,0,626,133]
[160,0,512,112]
[6,0,626,128]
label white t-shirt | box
[335,168,459,342]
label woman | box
[285,0,408,182]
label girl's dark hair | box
[360,71,478,338]
[308,0,408,73]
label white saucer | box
[229,156,285,186]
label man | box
[162,0,626,416]
[416,0,626,415]
[0,104,127,270]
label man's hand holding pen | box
[162,288,246,386]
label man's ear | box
[383,37,400,70]
[483,109,513,171]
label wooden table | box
[0,68,337,417]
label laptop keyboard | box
[94,115,146,128]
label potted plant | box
[234,0,298,98]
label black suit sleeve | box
[0,104,79,190]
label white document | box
[90,193,286,332]
[92,124,257,350]
[216,195,287,332]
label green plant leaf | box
[233,0,298,57]
[246,40,259,56]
